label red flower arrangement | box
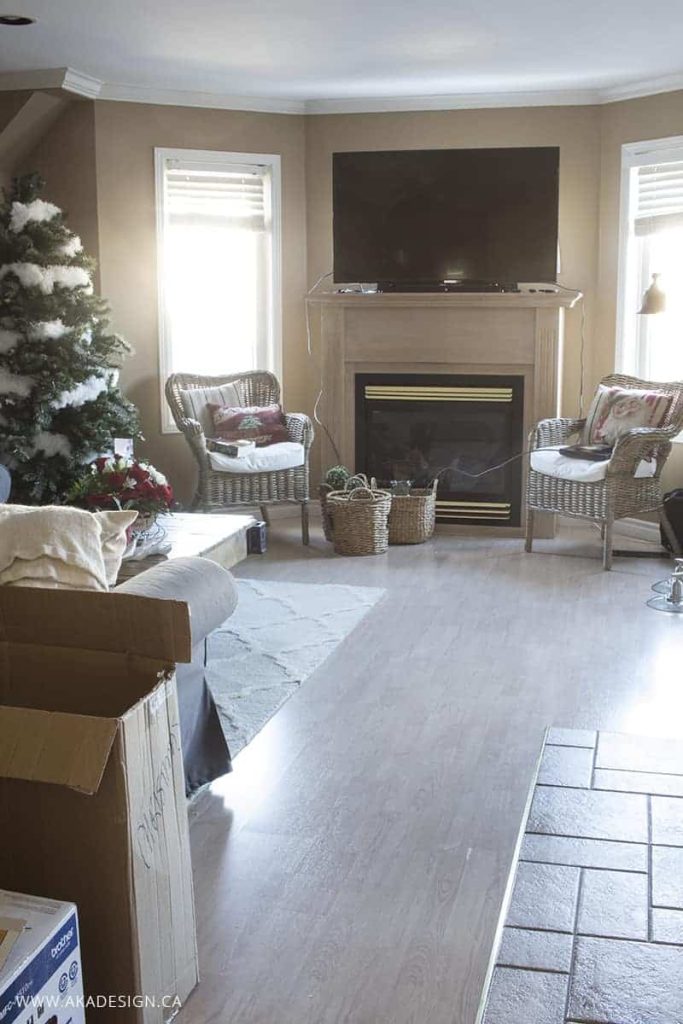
[68,455,174,517]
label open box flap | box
[0,588,192,663]
[0,706,118,794]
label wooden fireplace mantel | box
[309,290,579,310]
[308,289,580,535]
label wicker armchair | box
[165,371,314,544]
[525,373,683,570]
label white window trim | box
[616,134,683,442]
[155,147,283,434]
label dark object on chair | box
[559,444,613,461]
[661,490,683,554]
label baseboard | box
[614,517,661,545]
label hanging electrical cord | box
[305,270,342,463]
[433,444,562,481]
[305,270,334,356]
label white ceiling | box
[1,0,683,112]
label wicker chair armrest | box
[175,416,210,460]
[285,412,315,451]
[608,427,674,475]
[529,417,585,449]
[177,415,204,438]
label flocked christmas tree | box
[0,173,139,504]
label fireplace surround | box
[310,290,579,535]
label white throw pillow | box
[94,510,139,585]
[0,505,138,587]
[0,505,108,590]
[178,382,241,437]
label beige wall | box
[597,90,683,491]
[0,92,31,189]
[305,107,602,429]
[92,101,308,504]
[22,101,100,267]
[0,91,31,131]
[0,90,70,192]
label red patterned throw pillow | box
[582,386,672,445]
[209,403,289,447]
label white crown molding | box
[599,71,683,104]
[99,81,305,115]
[62,68,102,100]
[2,65,683,115]
[0,66,102,100]
[304,88,603,114]
[71,74,683,115]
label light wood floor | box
[177,519,681,1024]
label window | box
[617,137,683,389]
[155,148,281,432]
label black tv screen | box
[332,147,560,287]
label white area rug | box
[206,579,385,757]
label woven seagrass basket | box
[319,474,376,542]
[388,479,438,545]
[319,484,335,541]
[327,486,391,556]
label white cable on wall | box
[305,271,343,464]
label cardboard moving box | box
[0,587,198,1023]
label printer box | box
[0,588,199,1023]
[0,889,84,1024]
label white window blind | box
[165,165,268,230]
[155,149,282,432]
[634,160,683,236]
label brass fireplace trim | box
[436,500,512,520]
[363,385,513,403]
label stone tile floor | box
[478,728,683,1024]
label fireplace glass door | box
[355,373,525,525]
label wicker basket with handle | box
[388,479,438,545]
[319,483,335,541]
[327,486,391,556]
[320,474,376,542]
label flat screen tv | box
[332,147,560,289]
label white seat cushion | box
[530,445,656,483]
[208,441,304,474]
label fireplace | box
[311,289,574,537]
[355,373,524,525]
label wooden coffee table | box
[117,512,255,581]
